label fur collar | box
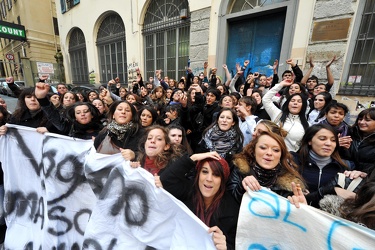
[233,157,305,191]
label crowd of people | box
[0,57,374,249]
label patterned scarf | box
[203,124,238,157]
[321,119,349,137]
[252,163,281,188]
[107,120,135,140]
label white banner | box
[0,124,95,249]
[236,188,375,249]
[83,147,214,249]
[0,125,215,249]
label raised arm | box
[262,80,292,121]
[223,64,232,87]
[325,56,336,91]
[301,57,315,85]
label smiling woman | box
[227,130,305,205]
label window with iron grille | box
[96,14,127,84]
[339,0,375,96]
[143,0,190,80]
[69,28,89,84]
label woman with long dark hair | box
[94,100,143,159]
[307,91,332,125]
[263,80,309,152]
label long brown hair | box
[193,159,227,225]
[235,130,303,179]
[137,125,182,169]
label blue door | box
[227,11,286,77]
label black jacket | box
[160,154,239,250]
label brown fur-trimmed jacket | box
[227,157,305,205]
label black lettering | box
[124,185,149,226]
[33,196,45,229]
[73,208,92,235]
[47,206,73,236]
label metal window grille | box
[143,0,190,80]
[339,0,375,96]
[96,14,127,84]
[69,28,89,84]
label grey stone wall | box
[189,7,211,75]
[304,0,357,95]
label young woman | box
[272,82,307,108]
[293,124,353,208]
[197,108,243,159]
[138,105,158,128]
[343,108,375,174]
[49,93,61,108]
[0,106,9,126]
[307,92,332,125]
[87,90,99,103]
[92,98,108,126]
[118,87,127,100]
[263,80,309,152]
[163,104,181,127]
[151,86,166,107]
[227,131,305,204]
[159,152,239,250]
[251,89,270,120]
[94,100,143,158]
[168,124,193,155]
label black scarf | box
[252,163,281,188]
[107,120,135,140]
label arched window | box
[230,0,289,13]
[97,14,127,84]
[143,0,190,80]
[69,28,89,84]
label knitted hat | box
[196,157,230,182]
[206,88,220,100]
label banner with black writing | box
[0,125,215,249]
[83,146,214,249]
[0,124,95,249]
[236,188,375,249]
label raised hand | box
[35,82,50,99]
[308,56,315,68]
[326,55,337,68]
[287,182,307,208]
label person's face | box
[166,90,173,98]
[307,79,317,90]
[141,87,148,97]
[211,68,217,75]
[168,128,183,144]
[140,109,153,127]
[221,96,234,108]
[92,99,105,114]
[0,98,7,110]
[149,77,154,83]
[155,89,163,98]
[113,103,132,125]
[168,79,175,87]
[218,110,235,131]
[146,84,153,90]
[119,88,127,98]
[88,92,98,102]
[193,76,199,84]
[239,85,245,93]
[289,84,301,95]
[145,128,170,159]
[236,101,250,118]
[282,73,293,81]
[357,115,375,135]
[198,162,221,206]
[63,93,76,107]
[252,93,261,105]
[206,92,216,105]
[258,76,267,86]
[309,128,336,157]
[314,94,326,110]
[313,85,326,96]
[126,95,136,104]
[252,123,268,139]
[178,82,185,89]
[57,85,67,95]
[288,95,303,115]
[25,94,40,111]
[172,90,183,102]
[217,86,224,95]
[199,73,204,80]
[50,95,60,106]
[74,105,93,125]
[190,89,196,102]
[166,109,177,120]
[255,135,282,170]
[326,107,345,126]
